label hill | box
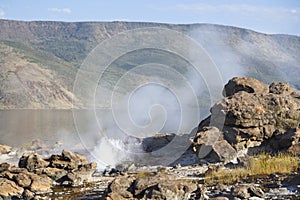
[0,20,299,109]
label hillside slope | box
[0,40,77,109]
[0,20,299,109]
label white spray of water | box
[90,63,204,169]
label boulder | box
[56,162,96,187]
[107,177,135,199]
[40,167,68,182]
[49,150,89,170]
[61,150,89,165]
[48,154,70,169]
[142,133,175,152]
[74,162,97,182]
[192,127,237,163]
[0,178,24,198]
[211,140,237,163]
[13,172,31,187]
[29,173,52,193]
[223,77,268,97]
[18,153,49,172]
[59,172,83,186]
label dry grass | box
[205,153,299,185]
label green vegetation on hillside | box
[0,20,299,109]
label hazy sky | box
[0,0,299,35]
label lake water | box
[0,109,203,168]
[0,110,92,149]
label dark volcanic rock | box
[142,133,175,152]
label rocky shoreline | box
[0,148,299,199]
[1,77,300,199]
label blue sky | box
[0,0,299,35]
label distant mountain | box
[0,19,299,109]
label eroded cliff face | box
[193,77,300,163]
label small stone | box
[249,185,264,197]
[249,197,264,200]
[211,197,230,200]
[232,185,251,199]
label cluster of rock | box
[192,77,300,163]
[105,169,270,200]
[0,150,96,199]
[106,173,202,200]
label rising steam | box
[73,27,225,169]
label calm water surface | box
[0,110,96,148]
